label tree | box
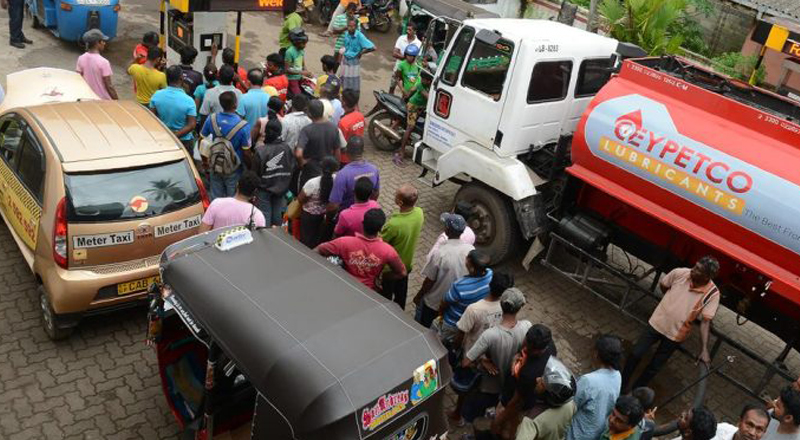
[599,0,688,55]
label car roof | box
[160,228,450,438]
[465,18,618,49]
[22,100,184,168]
[0,67,100,113]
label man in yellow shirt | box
[127,46,166,105]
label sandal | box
[393,153,408,168]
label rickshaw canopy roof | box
[411,0,499,20]
[160,228,449,437]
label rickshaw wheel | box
[39,286,74,340]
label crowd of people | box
[65,8,800,440]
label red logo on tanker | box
[612,110,753,195]
[362,390,409,431]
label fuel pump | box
[160,0,285,72]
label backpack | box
[208,114,248,176]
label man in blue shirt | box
[237,68,271,127]
[440,250,492,343]
[566,334,624,440]
[340,18,375,92]
[150,65,197,156]
[200,91,252,199]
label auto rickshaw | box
[26,0,120,43]
[148,226,452,440]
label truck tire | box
[39,286,74,340]
[368,110,401,152]
[455,183,519,264]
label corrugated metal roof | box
[729,0,800,20]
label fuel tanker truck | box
[409,18,800,394]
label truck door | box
[425,27,514,151]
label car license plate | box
[359,15,369,24]
[117,275,160,296]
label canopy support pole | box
[235,12,243,68]
[202,343,221,440]
[159,0,167,50]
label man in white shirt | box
[281,94,313,150]
[677,404,769,440]
[389,22,422,94]
[413,213,473,328]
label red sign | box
[208,0,284,11]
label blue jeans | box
[210,172,239,200]
[255,189,286,227]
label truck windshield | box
[65,160,200,222]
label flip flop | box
[393,154,408,168]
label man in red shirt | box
[338,89,364,164]
[264,52,289,103]
[133,31,159,64]
[316,208,406,291]
[222,47,250,93]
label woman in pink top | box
[334,176,380,237]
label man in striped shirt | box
[440,250,493,344]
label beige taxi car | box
[0,68,208,339]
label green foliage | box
[711,52,766,85]
[598,0,687,55]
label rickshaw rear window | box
[65,160,199,222]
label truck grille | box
[87,256,160,274]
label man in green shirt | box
[285,29,311,98]
[395,72,432,167]
[380,184,424,309]
[279,0,304,55]
[394,45,420,97]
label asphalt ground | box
[0,2,798,438]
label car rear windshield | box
[65,160,199,222]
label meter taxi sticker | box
[410,360,438,405]
[155,215,202,238]
[73,231,135,248]
[361,389,409,432]
[129,196,149,213]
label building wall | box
[695,0,756,55]
[741,29,800,91]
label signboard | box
[207,0,284,11]
[783,40,800,58]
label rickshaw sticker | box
[410,360,438,405]
[129,195,149,213]
[361,390,409,431]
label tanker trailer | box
[543,56,800,397]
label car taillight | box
[53,197,68,269]
[60,2,72,11]
[196,178,210,210]
[113,3,121,12]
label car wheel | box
[455,183,520,264]
[368,110,401,152]
[39,286,74,340]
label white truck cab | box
[414,19,631,261]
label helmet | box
[404,44,420,57]
[288,28,308,44]
[540,357,575,407]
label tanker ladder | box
[541,232,797,405]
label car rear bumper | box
[41,255,160,315]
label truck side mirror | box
[475,29,501,46]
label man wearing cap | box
[76,29,117,100]
[413,213,474,328]
[460,288,531,425]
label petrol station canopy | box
[168,0,284,12]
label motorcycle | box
[366,91,425,152]
[360,0,395,33]
[315,0,338,26]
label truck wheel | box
[39,286,74,340]
[455,183,519,264]
[368,110,401,152]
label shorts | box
[407,103,422,127]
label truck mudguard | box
[571,59,800,313]
[433,141,543,200]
